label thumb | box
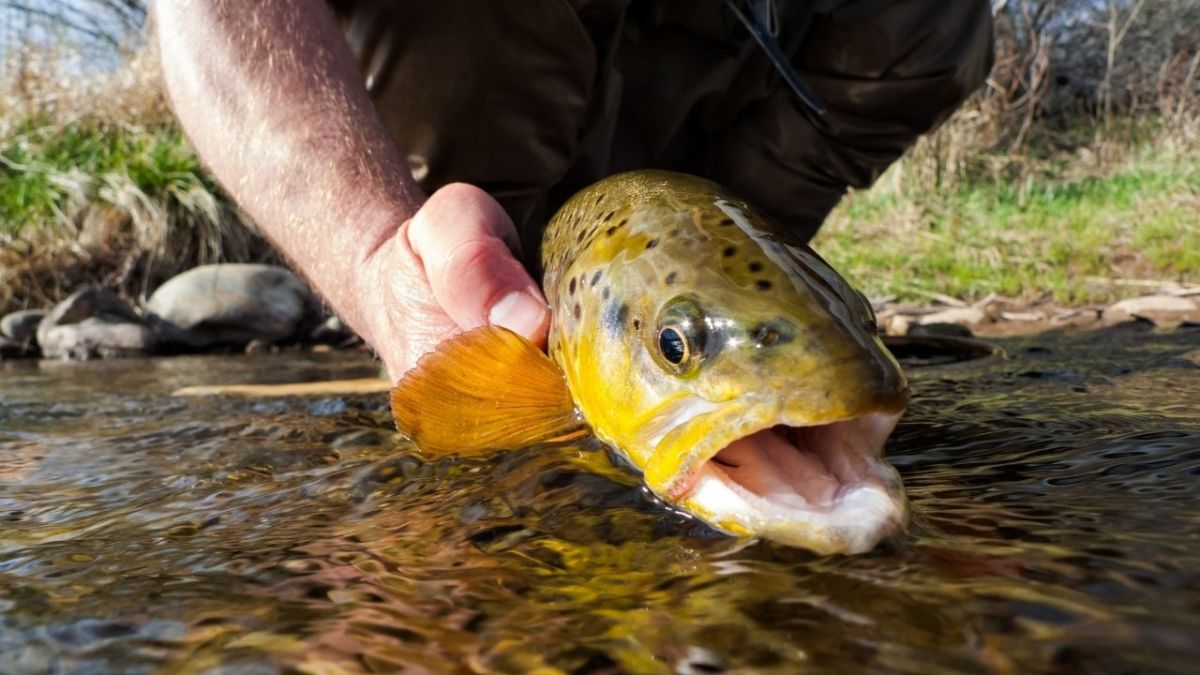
[405,183,549,347]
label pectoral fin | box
[390,325,586,455]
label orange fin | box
[390,325,586,455]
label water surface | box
[1,325,1198,673]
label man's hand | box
[155,1,546,381]
[361,183,549,377]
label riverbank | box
[3,42,1197,335]
[817,146,1199,306]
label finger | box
[405,183,549,346]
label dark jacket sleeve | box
[696,0,995,242]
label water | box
[1,325,1198,673]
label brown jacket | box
[328,0,993,269]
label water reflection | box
[1,327,1198,673]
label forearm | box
[155,0,420,349]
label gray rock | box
[39,318,157,360]
[1,309,47,345]
[308,315,355,344]
[147,264,314,347]
[37,288,155,360]
[1102,295,1200,327]
[0,336,25,359]
[908,322,975,338]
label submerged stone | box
[147,264,315,348]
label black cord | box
[721,0,827,118]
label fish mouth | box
[676,411,907,555]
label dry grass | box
[0,42,271,314]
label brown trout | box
[392,170,908,555]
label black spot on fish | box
[573,303,582,320]
[595,194,605,205]
[646,239,659,249]
[665,271,677,285]
[603,210,616,222]
[577,229,587,243]
[719,217,734,226]
[606,226,617,236]
[603,302,629,334]
[749,261,763,272]
[755,280,773,291]
[602,286,610,300]
[633,318,642,330]
[722,246,737,257]
[569,278,576,295]
[590,270,602,286]
[618,217,628,227]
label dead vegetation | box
[0,37,273,315]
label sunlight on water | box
[1,325,1198,673]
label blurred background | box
[1,0,1197,316]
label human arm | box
[154,0,549,379]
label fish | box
[391,170,909,555]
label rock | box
[1,309,47,345]
[40,318,157,360]
[147,264,315,347]
[308,315,355,344]
[0,336,25,359]
[1051,308,1103,329]
[1102,295,1200,327]
[917,306,987,328]
[37,288,155,360]
[1000,310,1045,322]
[883,314,912,337]
[244,339,276,355]
[908,322,974,338]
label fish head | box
[634,245,908,556]
[554,173,908,555]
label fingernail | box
[488,290,547,337]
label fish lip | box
[660,401,904,500]
[662,408,909,555]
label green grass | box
[814,148,1200,304]
[0,115,270,314]
[3,57,1196,314]
[1,118,218,238]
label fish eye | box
[653,296,708,375]
[658,327,688,364]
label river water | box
[1,325,1198,673]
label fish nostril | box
[751,321,796,349]
[752,324,781,348]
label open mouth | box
[681,412,906,554]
